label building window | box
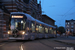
[68,22,69,24]
[71,29,73,32]
[66,22,67,25]
[23,0,29,4]
[67,25,69,27]
[71,26,73,28]
[23,7,27,13]
[71,22,73,25]
[67,29,70,32]
[68,29,69,31]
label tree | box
[58,26,65,35]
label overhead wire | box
[60,6,75,20]
[59,6,75,25]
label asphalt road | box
[0,39,75,50]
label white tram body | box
[7,12,56,40]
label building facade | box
[65,19,75,36]
[42,15,55,26]
[1,0,42,20]
[0,11,10,39]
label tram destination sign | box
[12,15,23,18]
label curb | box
[54,40,75,46]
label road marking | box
[20,44,24,50]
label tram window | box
[36,25,39,33]
[51,30,53,34]
[17,22,21,30]
[49,28,53,34]
[42,27,44,33]
[11,18,26,30]
[39,26,43,33]
[29,21,32,33]
[45,27,48,33]
[49,28,51,34]
[11,19,15,30]
[26,20,30,32]
[54,30,56,34]
[32,23,35,33]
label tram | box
[7,12,56,40]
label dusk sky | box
[38,0,75,27]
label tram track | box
[0,40,25,47]
[38,39,73,50]
[0,40,14,47]
[19,40,32,50]
[47,39,75,46]
[0,39,74,50]
[0,40,27,50]
[38,40,54,49]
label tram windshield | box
[11,15,26,30]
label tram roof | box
[11,12,56,29]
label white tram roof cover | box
[11,12,56,29]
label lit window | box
[50,28,52,30]
[40,24,42,26]
[39,26,43,33]
[45,28,48,33]
[32,23,34,26]
[32,25,35,32]
[15,22,18,27]
[68,22,69,24]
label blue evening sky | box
[38,0,75,27]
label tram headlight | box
[22,32,25,35]
[8,31,10,34]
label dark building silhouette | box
[0,2,10,38]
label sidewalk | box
[51,36,75,45]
